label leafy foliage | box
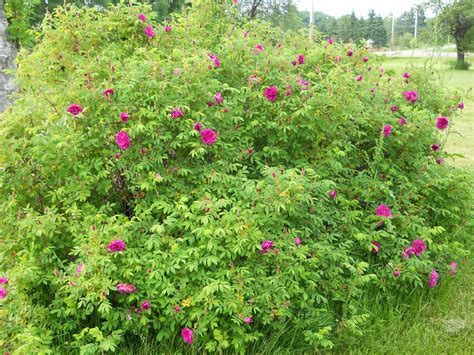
[0,1,471,352]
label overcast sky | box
[297,0,426,18]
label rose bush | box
[0,1,471,352]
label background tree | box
[364,10,387,47]
[429,0,474,69]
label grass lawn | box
[343,56,474,353]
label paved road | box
[374,49,471,58]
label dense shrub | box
[0,1,471,352]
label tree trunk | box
[456,50,465,70]
[0,0,17,113]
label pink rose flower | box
[138,13,146,22]
[458,102,464,110]
[403,90,418,103]
[402,246,415,259]
[347,50,353,57]
[67,104,83,116]
[393,270,400,278]
[403,72,410,78]
[181,327,194,344]
[383,124,393,137]
[356,75,363,81]
[264,86,278,102]
[391,105,398,112]
[215,92,223,104]
[449,261,458,276]
[116,283,136,294]
[431,143,440,151]
[436,157,444,165]
[329,190,337,199]
[116,131,131,150]
[75,263,84,276]
[412,239,427,256]
[362,56,369,62]
[114,153,121,159]
[209,54,220,68]
[291,60,297,67]
[261,240,274,253]
[120,112,130,122]
[171,108,184,119]
[0,288,7,299]
[327,37,334,44]
[253,44,264,53]
[376,204,392,217]
[399,117,407,126]
[244,316,253,324]
[436,116,449,130]
[141,301,151,310]
[286,86,291,96]
[428,270,439,288]
[294,237,302,246]
[174,306,181,312]
[297,54,305,64]
[144,25,156,38]
[194,122,202,131]
[165,25,171,33]
[371,241,381,254]
[200,128,217,145]
[0,277,8,284]
[103,88,114,101]
[107,239,126,252]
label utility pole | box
[309,0,314,39]
[414,8,418,40]
[391,14,395,52]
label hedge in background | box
[0,1,471,352]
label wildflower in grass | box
[120,112,129,122]
[244,316,253,324]
[107,239,126,252]
[371,241,381,254]
[141,301,151,310]
[376,204,392,217]
[428,270,439,288]
[294,237,302,246]
[200,128,217,145]
[181,328,194,344]
[412,239,427,256]
[115,131,131,150]
[449,262,458,276]
[436,116,449,130]
[0,288,7,299]
[264,86,278,101]
[171,108,184,119]
[144,25,156,38]
[67,104,83,116]
[329,190,337,199]
[431,143,440,151]
[138,14,146,22]
[298,54,305,64]
[116,283,136,294]
[394,270,401,278]
[383,124,393,137]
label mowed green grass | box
[343,57,473,354]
